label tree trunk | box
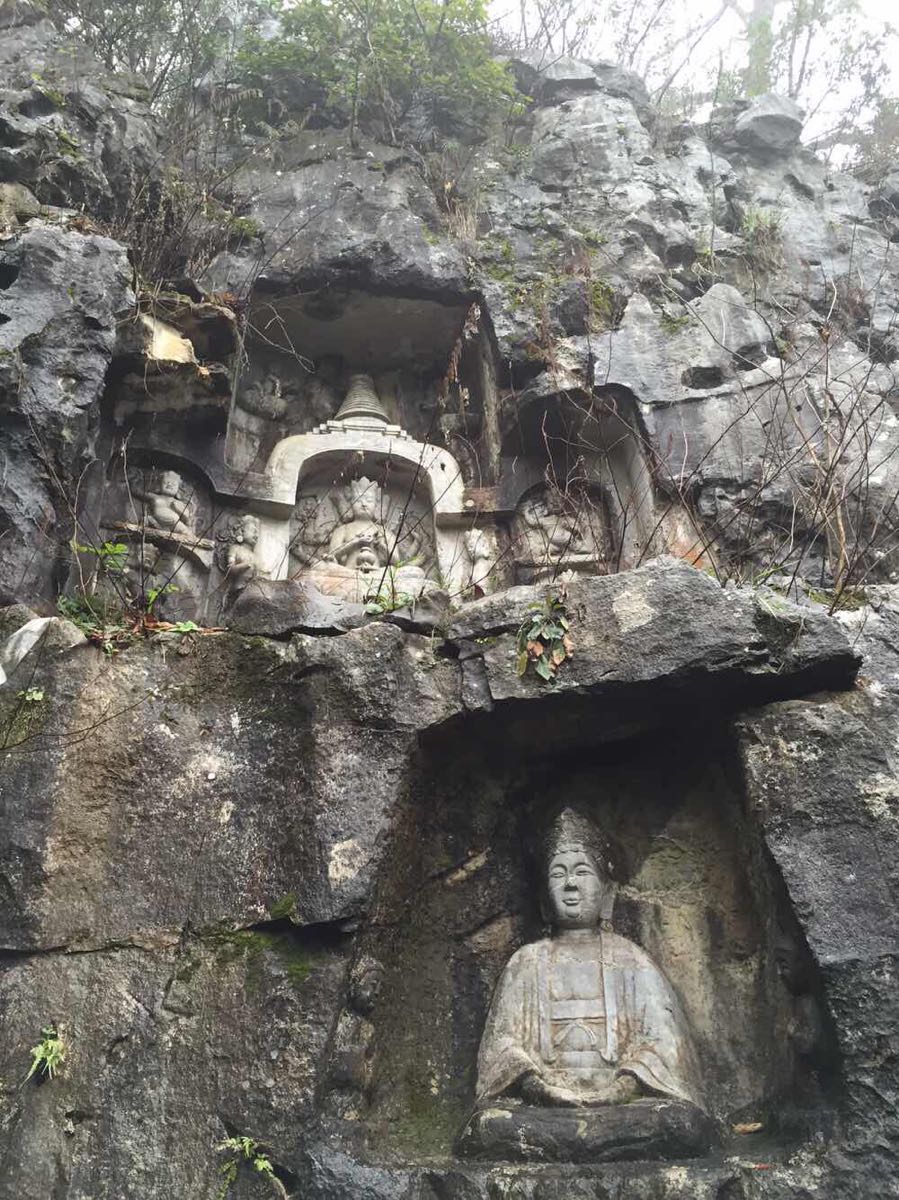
[743,0,777,95]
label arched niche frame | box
[499,385,708,575]
[84,450,220,623]
[263,426,468,591]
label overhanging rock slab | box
[446,558,859,722]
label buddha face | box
[547,844,606,929]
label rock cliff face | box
[1,4,899,1198]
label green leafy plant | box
[146,582,179,611]
[57,594,204,656]
[268,893,298,921]
[167,620,200,634]
[73,540,129,573]
[17,688,44,704]
[660,311,690,335]
[363,564,419,615]
[217,1135,288,1199]
[57,594,135,656]
[55,128,81,158]
[26,1026,65,1081]
[516,595,574,682]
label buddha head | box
[543,808,616,930]
[346,477,382,523]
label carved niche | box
[97,462,215,620]
[511,484,615,584]
[266,374,470,602]
[97,460,271,621]
[459,807,715,1163]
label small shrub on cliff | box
[517,594,574,682]
[26,1026,65,1082]
[217,1136,288,1199]
[237,0,521,146]
[741,207,784,272]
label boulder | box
[733,93,804,154]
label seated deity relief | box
[96,462,273,620]
[290,475,437,604]
[459,808,716,1163]
[128,468,198,541]
[513,486,614,585]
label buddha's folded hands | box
[519,1071,583,1107]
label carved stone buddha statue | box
[459,808,716,1162]
[325,477,391,572]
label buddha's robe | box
[476,930,703,1109]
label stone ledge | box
[446,559,860,712]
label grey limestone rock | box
[458,1099,717,1163]
[0,0,157,212]
[448,558,859,716]
[733,93,805,154]
[201,132,469,302]
[509,51,602,100]
[2,10,899,1197]
[0,223,133,605]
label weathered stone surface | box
[3,12,899,1196]
[0,0,157,212]
[202,132,468,304]
[0,620,459,950]
[0,610,84,685]
[0,561,886,1197]
[732,588,899,1194]
[0,223,133,605]
[509,51,601,100]
[229,578,366,636]
[0,934,346,1199]
[447,559,859,717]
[459,1099,717,1163]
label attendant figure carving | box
[519,489,587,566]
[239,374,288,420]
[217,514,263,591]
[513,487,610,583]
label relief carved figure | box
[216,514,264,592]
[292,476,436,602]
[101,467,213,620]
[460,808,715,1162]
[513,486,611,583]
[238,373,288,420]
[520,489,587,563]
[464,528,499,598]
[131,468,195,538]
[121,541,206,621]
[325,478,392,572]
